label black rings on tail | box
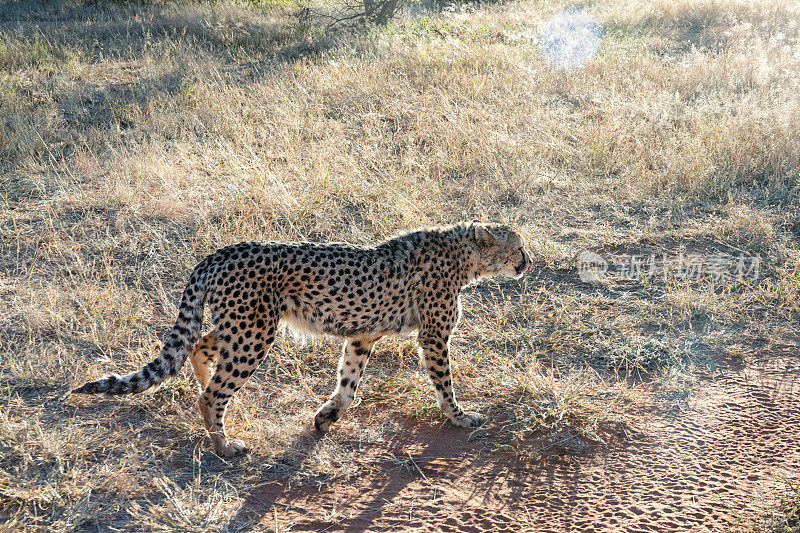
[72,262,208,396]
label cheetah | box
[73,222,532,457]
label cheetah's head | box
[469,223,532,279]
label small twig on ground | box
[406,451,437,500]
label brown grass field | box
[1,0,799,530]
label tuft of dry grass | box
[1,0,798,529]
[750,480,800,533]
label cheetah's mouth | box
[514,249,530,276]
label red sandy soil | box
[238,351,800,532]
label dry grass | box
[1,0,799,530]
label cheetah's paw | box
[450,411,485,428]
[217,439,250,458]
[313,402,342,433]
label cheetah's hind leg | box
[189,331,219,392]
[199,311,279,458]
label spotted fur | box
[73,222,532,457]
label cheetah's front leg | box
[418,333,484,428]
[314,336,379,432]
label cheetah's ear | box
[473,224,494,246]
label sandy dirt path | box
[239,352,800,532]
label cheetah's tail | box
[72,261,208,396]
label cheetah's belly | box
[280,292,418,338]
